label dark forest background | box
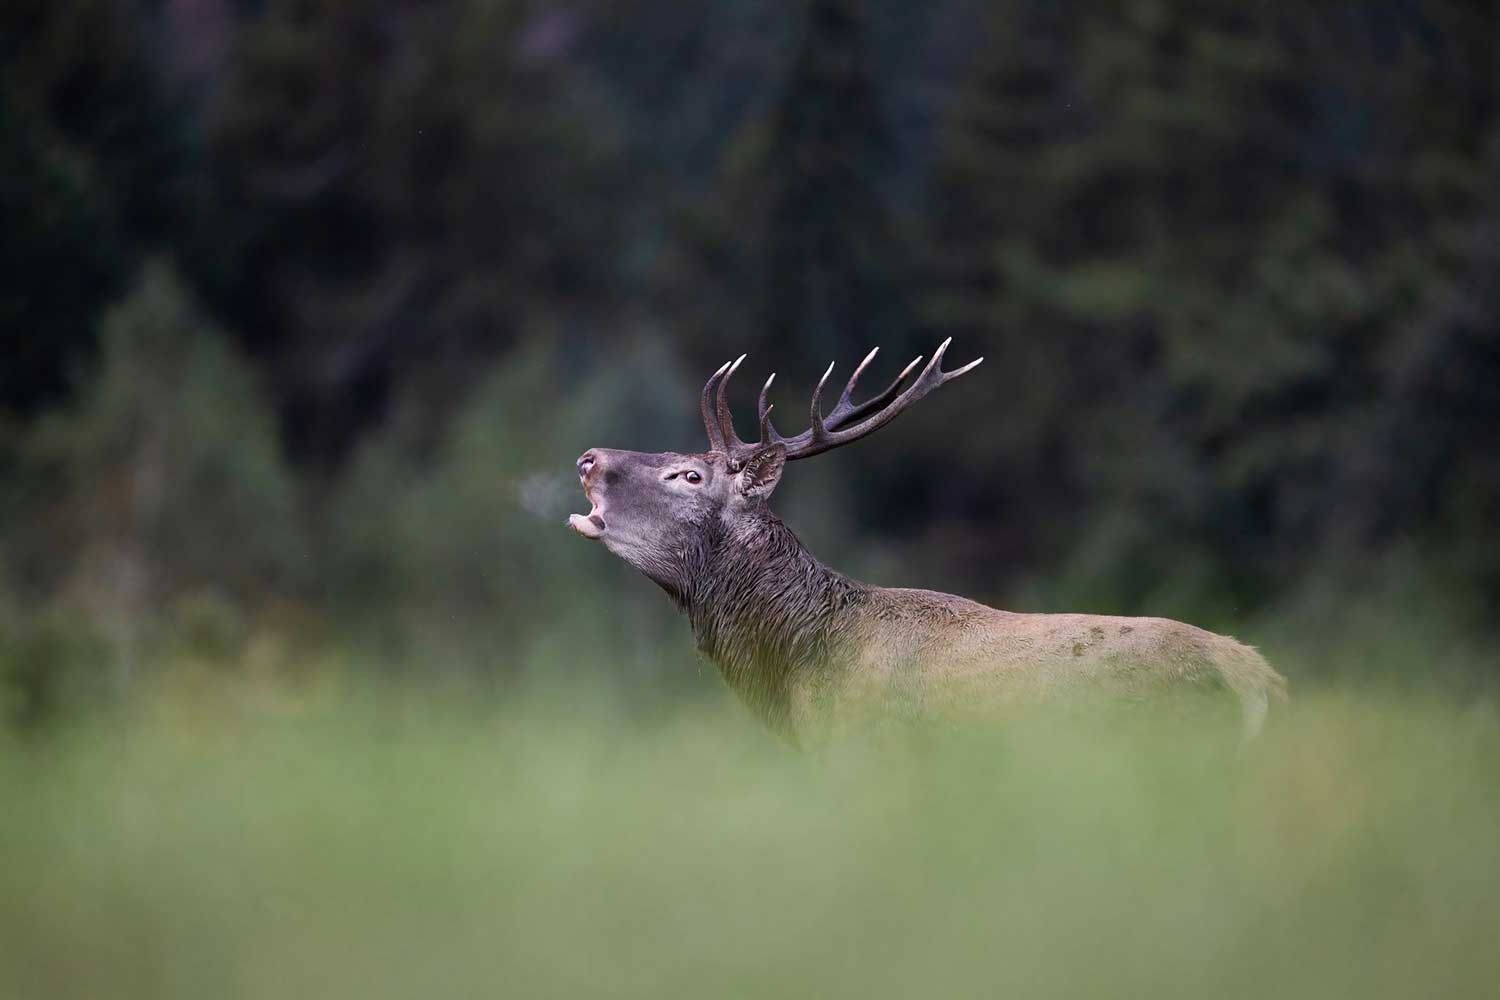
[3,0,1498,723]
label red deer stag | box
[569,341,1287,744]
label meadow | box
[3,671,1498,1000]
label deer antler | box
[701,340,982,463]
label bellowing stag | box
[570,341,1287,744]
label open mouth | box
[568,500,606,540]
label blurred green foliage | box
[7,262,305,606]
[2,0,1499,720]
[2,681,1499,998]
[926,3,1500,614]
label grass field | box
[3,677,1498,999]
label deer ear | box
[737,444,786,500]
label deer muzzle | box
[569,450,607,539]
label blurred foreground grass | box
[2,675,1498,1000]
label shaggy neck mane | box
[678,511,868,730]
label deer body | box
[571,343,1287,744]
[679,507,1282,744]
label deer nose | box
[577,451,598,480]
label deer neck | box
[681,512,868,729]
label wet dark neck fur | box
[679,510,869,729]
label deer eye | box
[683,470,702,484]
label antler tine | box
[758,403,776,445]
[833,348,879,411]
[757,373,783,446]
[927,337,984,385]
[700,359,732,453]
[713,354,750,454]
[779,339,983,461]
[824,352,924,432]
[808,361,838,441]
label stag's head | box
[569,340,982,589]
